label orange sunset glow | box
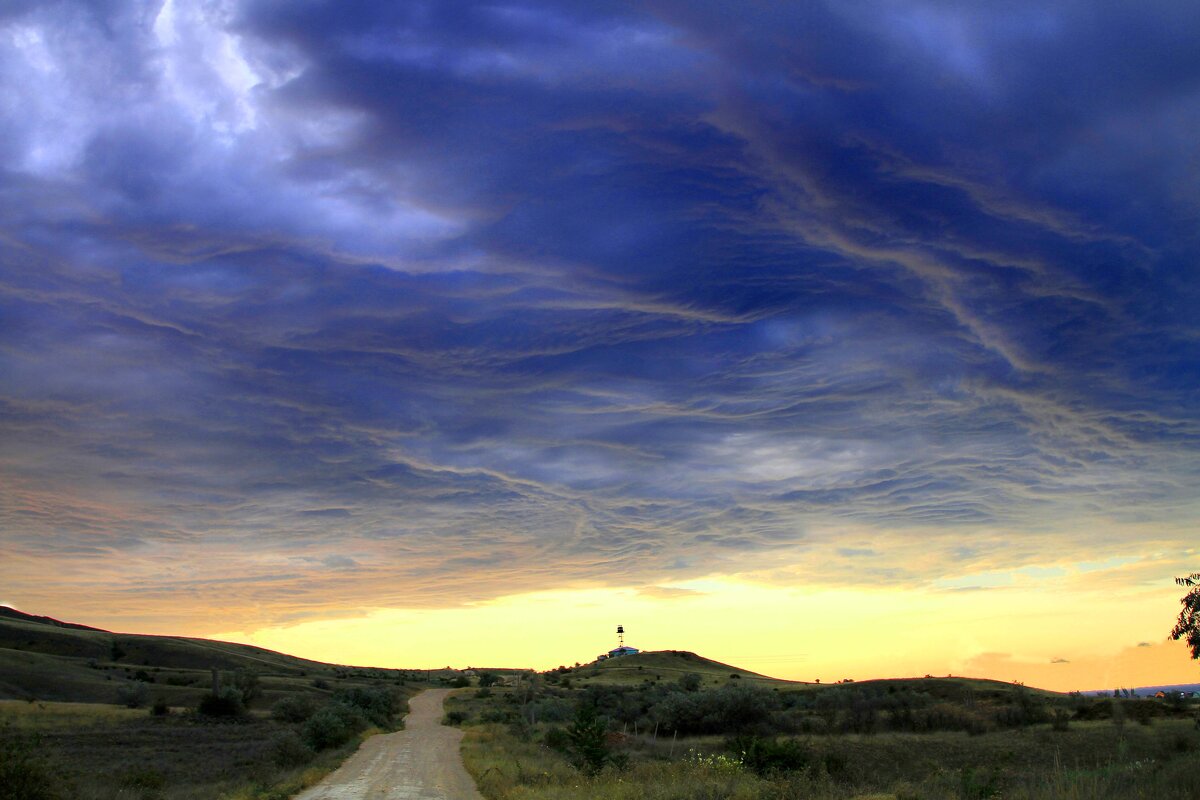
[2,0,1199,698]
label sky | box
[1,1,1198,693]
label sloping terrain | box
[568,649,1061,702]
[0,606,408,704]
[572,649,794,687]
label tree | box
[232,669,262,706]
[565,703,615,776]
[1170,573,1200,660]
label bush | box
[303,705,367,750]
[231,669,262,707]
[447,675,470,688]
[150,697,170,716]
[728,735,811,776]
[565,703,616,776]
[270,729,315,767]
[333,686,401,728]
[481,707,513,723]
[653,684,780,735]
[477,672,499,688]
[443,710,468,726]
[197,688,246,718]
[542,726,571,753]
[272,694,319,723]
[679,673,702,692]
[115,681,149,709]
[0,726,59,800]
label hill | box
[568,649,795,687]
[0,605,108,631]
[0,606,424,705]
[561,649,1061,702]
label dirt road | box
[294,688,483,800]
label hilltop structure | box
[596,624,640,661]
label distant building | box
[596,625,640,661]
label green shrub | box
[231,669,262,707]
[115,681,149,709]
[481,707,513,723]
[303,705,367,750]
[271,694,319,723]
[197,688,246,717]
[443,710,469,726]
[542,725,571,753]
[727,735,810,776]
[269,730,315,767]
[565,703,616,776]
[150,697,170,716]
[333,686,401,728]
[0,725,59,800]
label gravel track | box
[295,688,483,800]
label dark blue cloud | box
[1,0,1198,626]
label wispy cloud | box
[1,1,1197,631]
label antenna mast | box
[617,624,624,648]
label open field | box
[449,656,1200,800]
[0,608,438,799]
[1,699,394,800]
[5,609,1198,799]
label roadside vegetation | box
[0,608,439,800]
[449,655,1200,800]
[0,676,413,800]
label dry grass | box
[460,711,1200,800]
[1,690,415,800]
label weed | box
[0,724,60,800]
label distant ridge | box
[1085,682,1200,697]
[0,605,415,703]
[577,648,793,686]
[0,605,109,632]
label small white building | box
[595,625,641,661]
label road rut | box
[295,688,483,800]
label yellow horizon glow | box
[209,573,1198,693]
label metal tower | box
[617,624,624,648]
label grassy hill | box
[569,649,794,688]
[562,648,1060,705]
[0,606,424,705]
[0,607,445,800]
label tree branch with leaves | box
[1169,573,1200,660]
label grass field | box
[450,658,1200,800]
[0,607,438,800]
[0,699,387,800]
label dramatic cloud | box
[1,1,1198,631]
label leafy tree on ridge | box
[1169,572,1200,660]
